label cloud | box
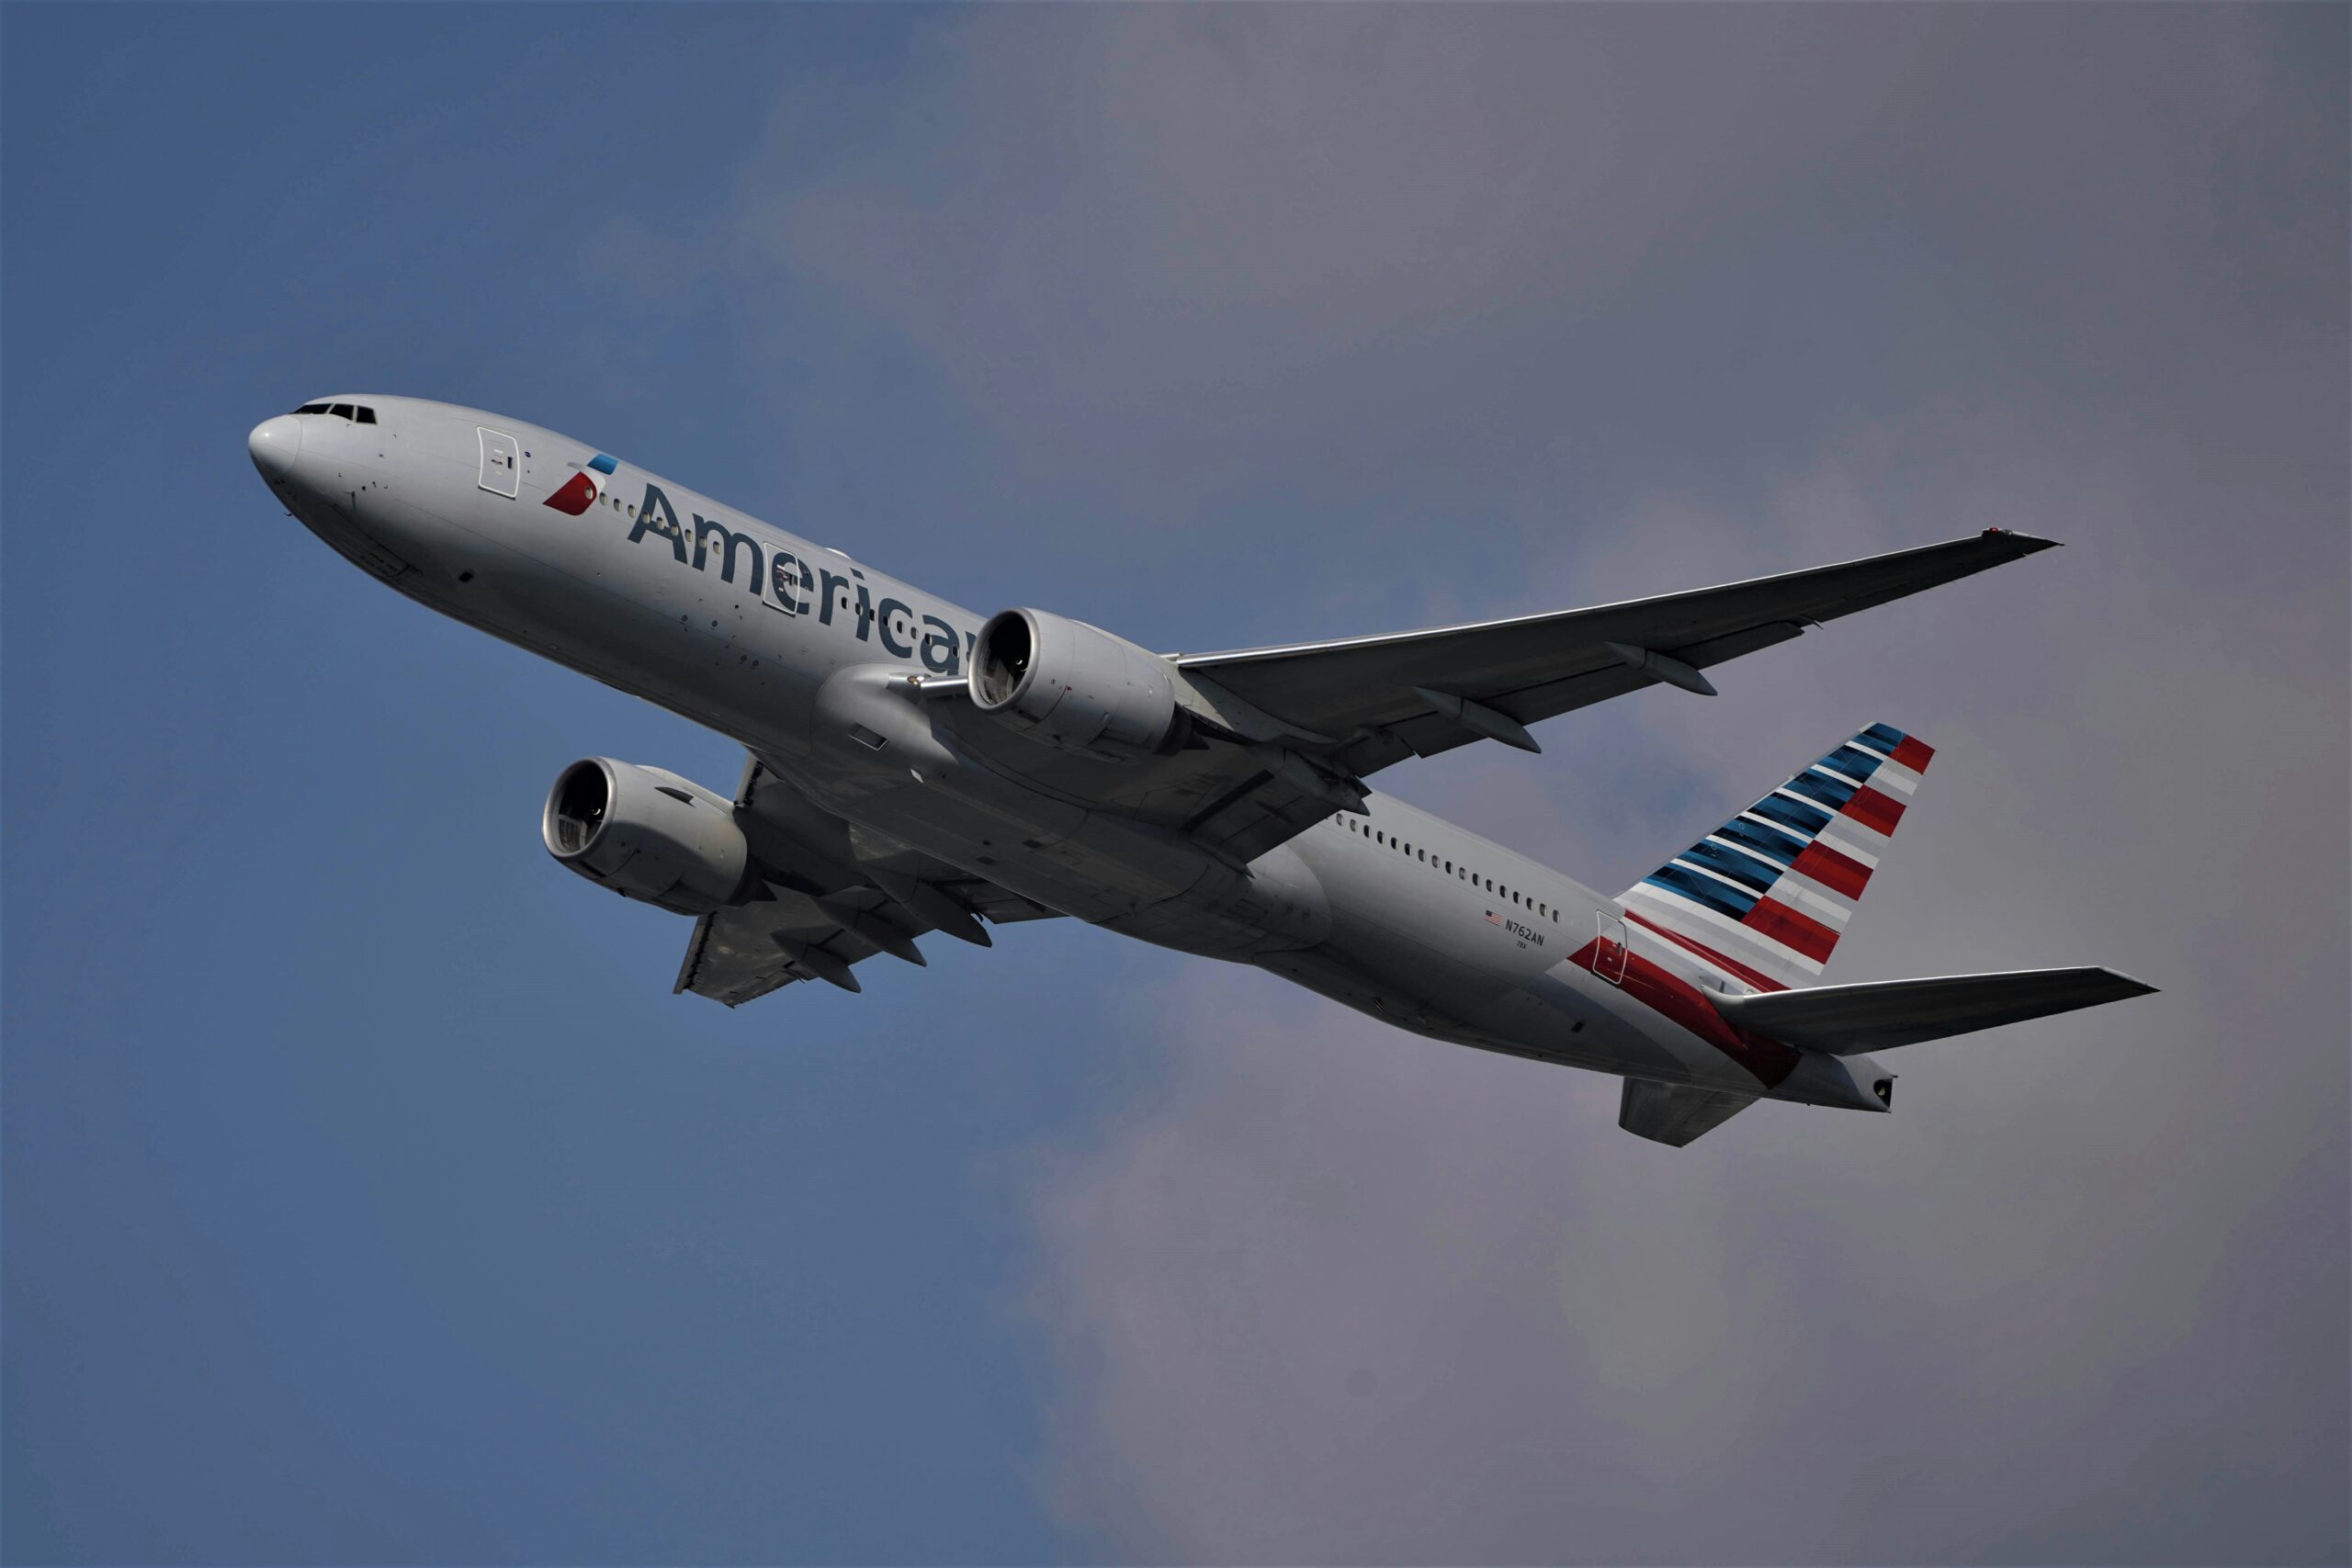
[1024,439,2347,1562]
[671,6,2347,1559]
[723,7,2316,536]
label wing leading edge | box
[1159,531,2057,861]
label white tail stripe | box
[1817,818,1888,860]
[1814,825,1882,867]
[1871,761,1922,795]
[1776,875,1856,925]
[1624,887,1829,976]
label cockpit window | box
[356,406,377,423]
[329,402,356,419]
[293,402,330,414]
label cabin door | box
[1590,912,1629,985]
[477,427,521,497]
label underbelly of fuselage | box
[339,490,1764,1097]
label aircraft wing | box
[1178,530,2057,767]
[1153,531,2057,860]
[673,756,1060,1007]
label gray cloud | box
[703,6,2346,1560]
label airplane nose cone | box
[247,415,301,482]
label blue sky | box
[6,6,2346,1563]
[3,9,1095,1561]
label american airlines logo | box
[621,481,975,674]
[543,453,617,514]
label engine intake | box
[971,607,1183,761]
[541,758,752,915]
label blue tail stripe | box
[1679,839,1781,893]
[1785,770,1858,810]
[1820,745,1883,783]
[1716,816,1807,865]
[1631,722,1925,955]
[1645,864,1760,919]
[1753,793,1834,837]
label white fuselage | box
[250,395,1879,1108]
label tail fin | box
[1620,722,1933,990]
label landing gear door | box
[1590,911,1629,985]
[477,427,521,497]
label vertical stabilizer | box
[1620,722,1932,990]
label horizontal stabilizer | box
[1619,1078,1759,1146]
[1711,966,2156,1055]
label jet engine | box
[541,758,752,915]
[970,607,1184,761]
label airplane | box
[246,396,2154,1146]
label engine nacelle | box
[541,758,752,915]
[970,607,1184,761]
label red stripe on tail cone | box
[1841,785,1906,836]
[1568,939,1802,1085]
[1742,897,1838,963]
[1791,841,1871,898]
[1892,737,1935,773]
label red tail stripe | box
[1623,910,1790,993]
[1791,841,1871,898]
[1891,737,1934,773]
[1841,785,1905,836]
[1741,897,1838,963]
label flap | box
[672,755,1061,1008]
